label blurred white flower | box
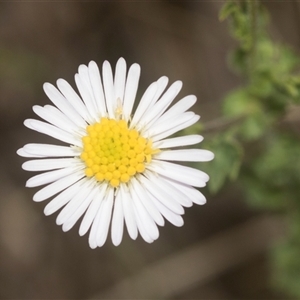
[17,58,214,248]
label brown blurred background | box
[0,1,299,299]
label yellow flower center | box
[80,117,159,188]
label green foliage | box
[219,1,237,22]
[200,0,300,297]
[223,88,259,117]
[272,216,300,296]
[223,88,269,140]
[250,134,300,189]
[202,134,243,193]
[220,0,262,52]
[242,134,300,211]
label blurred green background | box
[1,1,300,299]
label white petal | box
[130,82,158,129]
[44,105,86,137]
[144,170,191,208]
[75,67,98,122]
[114,58,127,104]
[32,105,79,135]
[138,174,184,215]
[56,179,92,225]
[148,160,208,187]
[130,183,159,240]
[78,64,97,108]
[26,165,83,188]
[120,184,138,240]
[102,60,115,119]
[88,61,107,117]
[151,114,200,142]
[62,195,93,232]
[33,171,84,202]
[149,193,184,227]
[89,206,103,249]
[122,63,141,121]
[61,183,99,232]
[22,158,76,171]
[43,82,86,128]
[131,177,164,226]
[163,182,193,208]
[111,189,124,246]
[44,178,85,216]
[17,148,44,158]
[24,119,82,147]
[149,76,169,109]
[142,80,182,130]
[96,188,114,247]
[155,95,197,126]
[88,199,105,249]
[167,179,207,205]
[155,149,215,162]
[148,111,195,138]
[132,202,154,243]
[22,143,80,157]
[56,78,90,122]
[79,183,108,236]
[153,135,203,149]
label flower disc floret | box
[80,118,157,188]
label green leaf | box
[242,174,287,210]
[222,88,271,140]
[272,220,300,298]
[254,134,300,185]
[242,133,300,209]
[219,1,237,21]
[202,135,243,193]
[240,113,269,140]
[223,88,262,117]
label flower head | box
[17,58,214,248]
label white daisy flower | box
[17,58,214,248]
